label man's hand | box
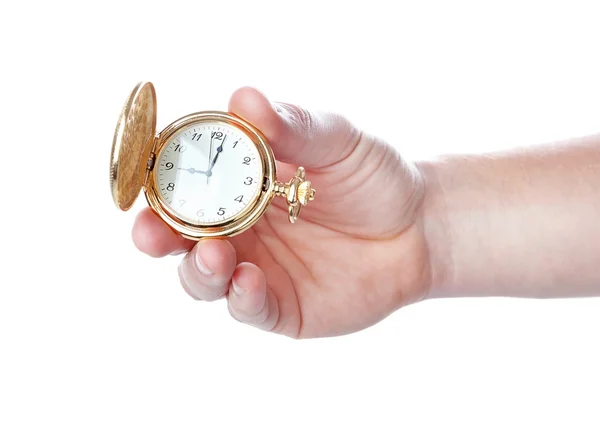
[132,87,431,338]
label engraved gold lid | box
[110,81,157,210]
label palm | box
[230,139,430,337]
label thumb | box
[228,87,361,169]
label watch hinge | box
[143,138,158,187]
[147,152,156,171]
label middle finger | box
[178,239,237,301]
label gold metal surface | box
[274,167,316,223]
[111,81,317,238]
[145,111,277,240]
[110,82,157,210]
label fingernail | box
[231,280,246,297]
[170,249,188,256]
[194,249,214,276]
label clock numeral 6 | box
[167,183,175,191]
[244,177,253,185]
[242,157,251,165]
[196,209,204,217]
[217,207,226,216]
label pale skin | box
[132,87,600,338]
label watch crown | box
[274,167,316,223]
[297,180,316,206]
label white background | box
[1,1,599,444]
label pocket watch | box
[110,82,315,240]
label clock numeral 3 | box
[244,177,253,185]
[217,207,226,216]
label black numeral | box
[244,177,253,185]
[174,144,187,153]
[233,140,240,148]
[217,207,226,216]
[165,162,174,170]
[167,183,175,191]
[234,195,244,203]
[191,133,202,141]
[242,157,251,165]
[211,131,223,140]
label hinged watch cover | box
[110,81,157,210]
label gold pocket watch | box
[110,82,315,240]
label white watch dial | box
[155,121,263,225]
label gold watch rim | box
[145,111,277,239]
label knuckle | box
[252,308,270,326]
[228,299,269,326]
[178,271,200,301]
[203,288,228,302]
[228,303,241,322]
[179,265,228,302]
[280,103,314,134]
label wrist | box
[415,159,454,298]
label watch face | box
[154,121,264,225]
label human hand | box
[132,87,432,338]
